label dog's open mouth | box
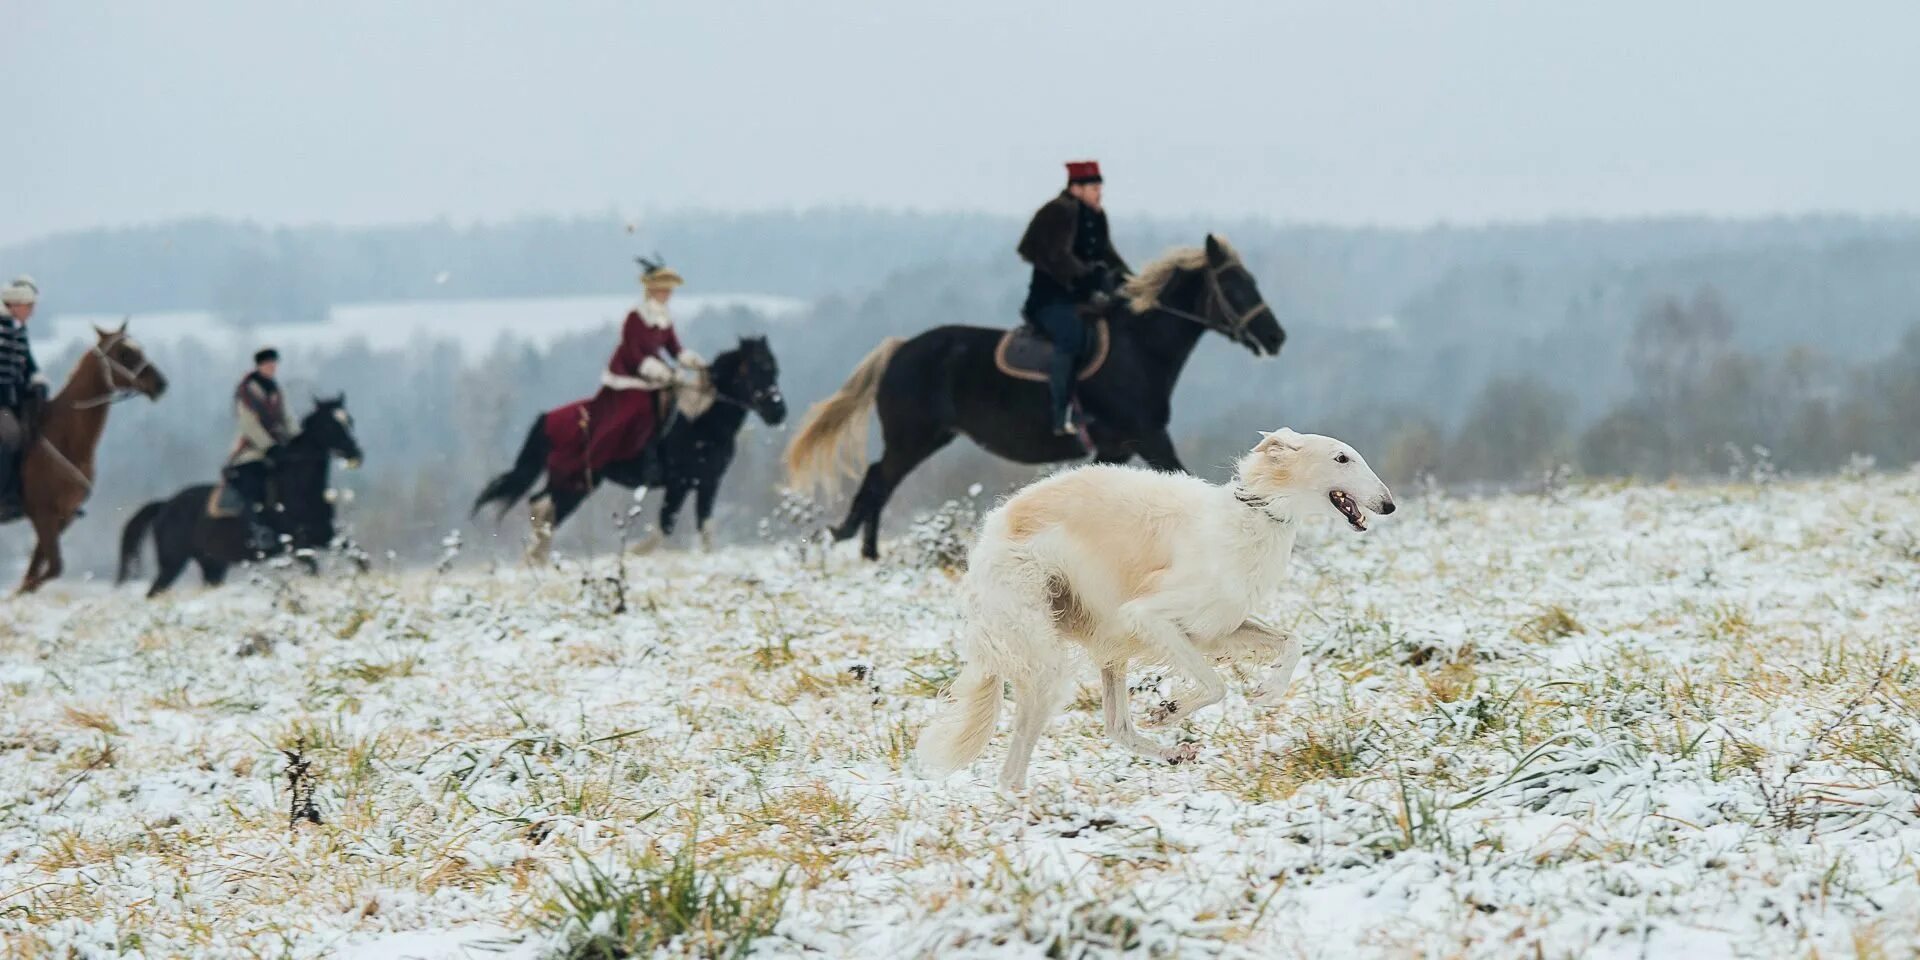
[1330,490,1367,531]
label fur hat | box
[254,347,280,365]
[1066,160,1103,184]
[637,255,684,290]
[2,275,38,306]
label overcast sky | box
[4,1,1916,244]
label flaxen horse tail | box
[116,500,165,585]
[783,336,903,498]
[472,416,550,521]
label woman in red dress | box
[543,259,707,493]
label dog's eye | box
[1334,453,1350,464]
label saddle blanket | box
[206,482,247,519]
[994,319,1110,383]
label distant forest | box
[5,211,1920,573]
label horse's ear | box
[115,318,128,335]
[1205,234,1226,264]
[92,324,108,338]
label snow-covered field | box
[4,472,1920,958]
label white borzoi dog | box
[916,429,1394,790]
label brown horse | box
[8,324,168,592]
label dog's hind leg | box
[999,667,1072,792]
[1118,594,1228,728]
[1230,619,1303,705]
[1101,663,1198,764]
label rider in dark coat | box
[0,276,47,515]
[1018,160,1131,435]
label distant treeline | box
[6,212,1920,354]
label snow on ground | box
[36,292,807,362]
[4,472,1920,958]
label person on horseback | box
[543,257,706,493]
[226,347,298,554]
[1018,160,1131,436]
[0,276,47,517]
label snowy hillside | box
[36,292,807,363]
[4,473,1919,958]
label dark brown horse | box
[784,236,1285,559]
[6,324,168,592]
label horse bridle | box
[1145,258,1274,345]
[700,355,783,415]
[73,333,154,409]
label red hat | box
[1065,160,1103,184]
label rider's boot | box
[246,509,278,557]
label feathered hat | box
[637,254,684,290]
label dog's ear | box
[1254,428,1304,456]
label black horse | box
[785,235,1285,559]
[472,336,788,558]
[117,396,366,596]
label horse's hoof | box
[1165,742,1200,765]
[1145,699,1180,727]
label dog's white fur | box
[917,428,1394,790]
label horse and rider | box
[474,257,788,561]
[119,347,366,596]
[787,159,1288,559]
[0,276,172,591]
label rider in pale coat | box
[226,347,300,553]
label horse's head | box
[93,323,169,400]
[1122,236,1286,357]
[723,335,787,426]
[302,393,365,468]
[1200,235,1286,357]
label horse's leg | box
[693,478,719,552]
[637,480,692,554]
[1132,429,1186,473]
[22,513,66,592]
[859,431,955,561]
[527,488,588,565]
[148,551,191,597]
[198,558,231,587]
[18,533,47,594]
[830,463,883,542]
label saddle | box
[994,318,1111,383]
[206,481,248,519]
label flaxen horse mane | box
[1121,236,1240,314]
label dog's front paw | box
[1165,741,1200,765]
[1145,699,1180,727]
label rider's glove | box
[677,349,706,369]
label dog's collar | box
[1232,485,1291,525]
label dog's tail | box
[916,661,1003,776]
[783,336,903,498]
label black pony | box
[785,235,1285,559]
[118,396,366,596]
[472,336,787,558]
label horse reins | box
[1145,259,1274,345]
[72,333,153,410]
[695,356,782,415]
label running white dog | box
[916,428,1394,790]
